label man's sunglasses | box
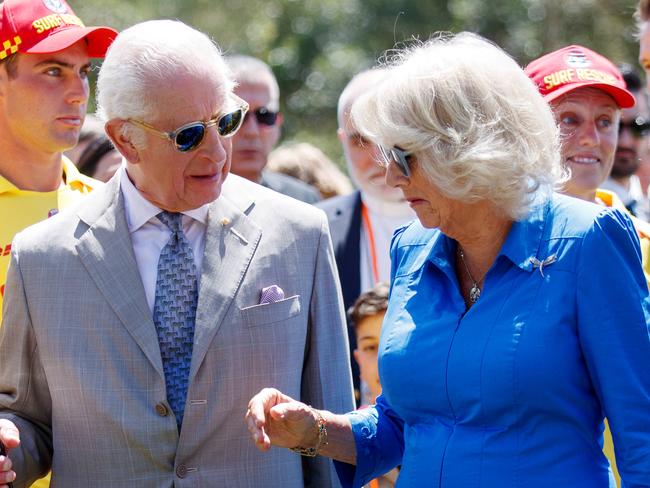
[619,117,650,139]
[243,107,279,126]
[128,100,249,153]
[379,145,413,177]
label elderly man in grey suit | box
[0,19,353,488]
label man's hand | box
[0,419,19,487]
[245,388,320,452]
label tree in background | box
[78,0,640,168]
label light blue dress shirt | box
[335,193,650,487]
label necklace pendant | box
[469,284,481,303]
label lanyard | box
[361,202,380,284]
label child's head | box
[348,282,389,401]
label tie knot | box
[157,211,183,233]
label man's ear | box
[105,119,141,164]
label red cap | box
[0,0,117,60]
[525,45,635,109]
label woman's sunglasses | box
[619,117,650,139]
[379,145,413,177]
[128,99,249,153]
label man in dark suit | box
[226,55,321,204]
[318,69,414,404]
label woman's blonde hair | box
[352,32,567,220]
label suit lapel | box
[75,176,164,376]
[189,179,261,381]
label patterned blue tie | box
[152,211,198,429]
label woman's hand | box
[245,388,320,452]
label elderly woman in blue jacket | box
[245,32,650,488]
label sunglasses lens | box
[219,109,245,137]
[392,147,411,177]
[175,124,205,152]
[255,108,278,126]
[396,156,409,176]
[378,146,410,176]
[633,121,650,138]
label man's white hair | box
[337,68,387,129]
[96,19,234,124]
[352,32,568,220]
[226,55,280,111]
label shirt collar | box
[62,157,87,190]
[498,194,550,272]
[424,193,551,275]
[119,165,209,233]
[0,156,83,195]
[0,174,15,194]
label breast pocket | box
[239,295,301,327]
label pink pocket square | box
[259,285,285,304]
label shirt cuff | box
[333,409,380,488]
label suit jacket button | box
[176,464,188,478]
[155,402,169,417]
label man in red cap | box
[0,0,116,486]
[0,0,116,304]
[526,43,650,488]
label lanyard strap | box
[361,202,380,284]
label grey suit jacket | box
[0,172,354,487]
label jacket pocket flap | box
[239,295,301,326]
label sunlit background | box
[79,0,641,169]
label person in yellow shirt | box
[526,45,650,283]
[527,45,650,488]
[0,0,116,486]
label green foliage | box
[75,0,643,171]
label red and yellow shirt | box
[0,158,99,312]
[1,158,98,488]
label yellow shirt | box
[0,158,99,488]
[0,158,98,311]
[596,188,650,488]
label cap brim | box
[544,82,636,109]
[24,26,118,58]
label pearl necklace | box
[458,247,482,304]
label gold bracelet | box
[289,408,328,457]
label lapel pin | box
[229,228,249,245]
[220,218,231,226]
[530,254,557,278]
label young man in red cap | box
[0,0,116,304]
[0,0,116,486]
[526,43,650,488]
